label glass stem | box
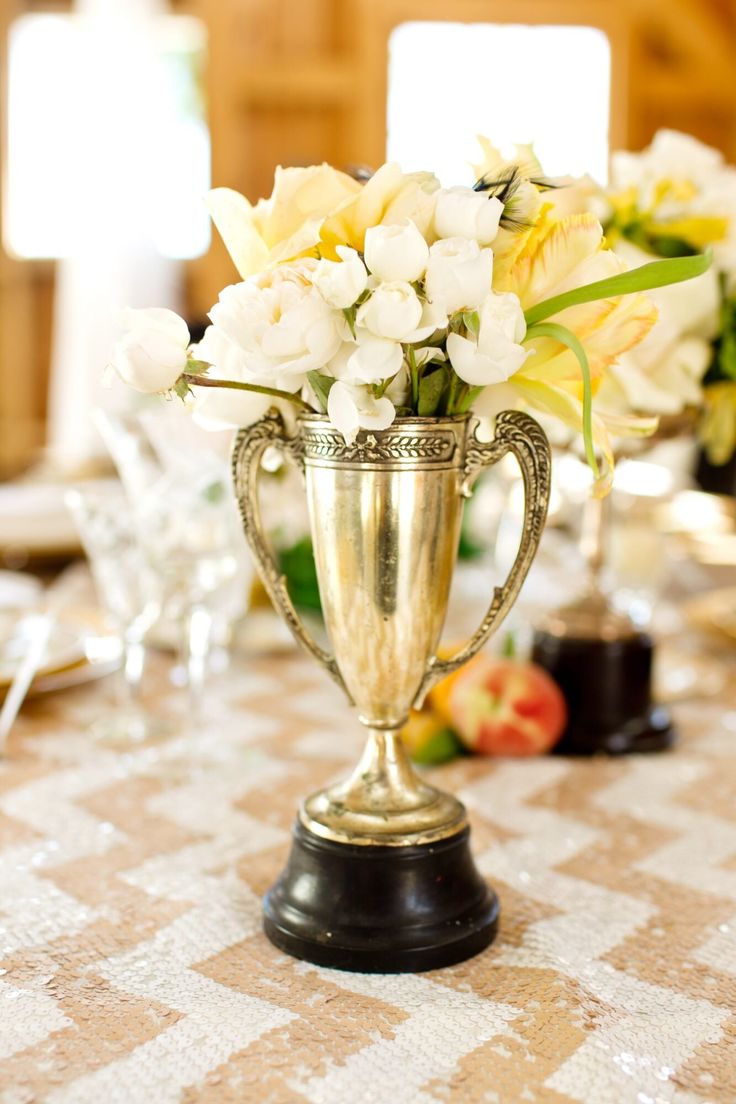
[185,604,213,726]
[580,493,610,594]
[119,632,145,711]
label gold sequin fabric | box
[1,652,735,1103]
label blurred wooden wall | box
[2,0,736,474]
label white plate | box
[0,480,120,560]
[0,615,87,686]
[0,570,43,611]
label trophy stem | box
[300,726,467,847]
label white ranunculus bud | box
[364,221,430,283]
[327,381,396,445]
[447,292,529,386]
[356,281,423,340]
[313,245,368,309]
[347,331,404,384]
[424,238,493,315]
[434,186,503,245]
[112,308,190,393]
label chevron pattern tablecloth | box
[1,649,735,1104]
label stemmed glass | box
[93,407,251,721]
[65,486,165,743]
[134,465,243,725]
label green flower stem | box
[524,321,599,477]
[445,372,463,415]
[408,347,419,407]
[180,374,313,412]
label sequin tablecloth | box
[1,648,736,1104]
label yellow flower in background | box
[700,381,736,465]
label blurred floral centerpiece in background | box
[576,129,736,465]
[112,139,709,494]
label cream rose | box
[364,221,429,283]
[356,282,423,340]
[327,381,396,445]
[447,292,529,386]
[313,246,368,309]
[208,263,344,388]
[434,186,503,245]
[112,308,189,393]
[425,238,493,314]
[346,331,403,385]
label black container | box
[532,628,675,755]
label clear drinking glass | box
[135,466,244,724]
[65,487,165,743]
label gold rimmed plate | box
[0,606,120,700]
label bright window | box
[5,13,210,259]
[387,22,611,185]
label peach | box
[443,655,567,756]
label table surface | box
[1,637,736,1104]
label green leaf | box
[202,480,226,504]
[173,377,191,400]
[342,305,357,338]
[185,358,211,376]
[307,370,336,413]
[462,310,480,337]
[418,366,448,415]
[457,385,484,414]
[524,321,598,477]
[523,249,712,327]
[500,631,517,659]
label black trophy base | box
[263,820,499,973]
[532,630,676,757]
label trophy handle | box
[232,410,350,700]
[414,410,551,707]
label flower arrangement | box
[565,129,736,464]
[113,139,708,493]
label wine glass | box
[65,486,165,743]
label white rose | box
[112,308,189,393]
[356,281,423,340]
[346,331,403,385]
[425,238,493,314]
[364,221,429,283]
[208,263,344,389]
[403,298,447,344]
[189,325,277,428]
[327,381,396,445]
[313,245,368,309]
[434,186,503,245]
[447,292,529,386]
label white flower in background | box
[346,332,403,385]
[209,262,344,388]
[606,336,711,416]
[112,308,189,393]
[313,246,368,308]
[425,238,493,314]
[364,221,430,282]
[434,186,503,245]
[356,281,423,340]
[327,381,396,444]
[447,292,529,386]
